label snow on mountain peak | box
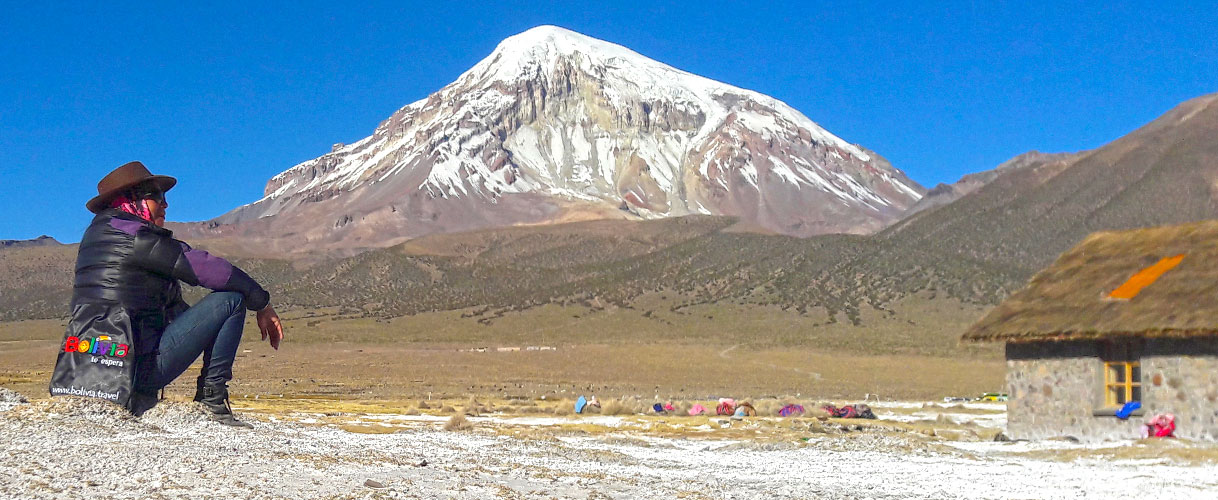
[465,26,872,162]
[478,25,657,80]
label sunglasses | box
[131,187,166,204]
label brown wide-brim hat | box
[86,161,177,213]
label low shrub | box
[444,414,472,431]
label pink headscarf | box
[110,195,153,222]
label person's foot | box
[198,383,253,428]
[129,390,159,417]
[210,412,254,428]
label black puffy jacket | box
[70,209,270,356]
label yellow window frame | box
[1103,360,1141,407]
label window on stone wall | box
[1102,341,1141,407]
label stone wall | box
[1005,337,1218,441]
[1141,337,1218,441]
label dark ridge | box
[0,235,62,248]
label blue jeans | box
[134,291,246,393]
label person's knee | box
[211,291,245,315]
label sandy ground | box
[2,389,1217,500]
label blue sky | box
[2,1,1215,242]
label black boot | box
[129,389,159,417]
[198,383,253,428]
[192,376,205,403]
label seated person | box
[64,161,284,427]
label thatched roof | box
[963,220,1218,343]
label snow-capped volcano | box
[183,26,924,252]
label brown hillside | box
[881,93,1218,277]
[3,94,1217,333]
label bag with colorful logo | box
[48,303,136,409]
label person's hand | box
[256,305,284,350]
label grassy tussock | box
[599,400,626,415]
[598,397,648,416]
[444,414,473,431]
[339,424,398,434]
[751,400,777,416]
[675,401,692,415]
[462,396,494,416]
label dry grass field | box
[0,295,1002,407]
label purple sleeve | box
[179,242,234,290]
[109,218,143,236]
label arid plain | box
[1,291,1003,408]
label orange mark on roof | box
[1108,254,1185,300]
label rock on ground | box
[0,387,28,411]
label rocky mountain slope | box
[173,26,923,253]
[0,244,76,320]
[6,92,1216,335]
[193,93,1213,324]
[183,91,1218,325]
[882,92,1218,277]
[906,151,1080,215]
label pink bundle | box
[1142,413,1176,438]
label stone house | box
[962,221,1218,441]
